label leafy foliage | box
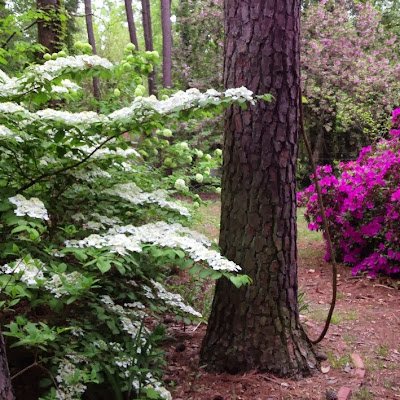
[301,0,400,178]
[0,46,256,399]
[299,108,400,277]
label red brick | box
[350,353,364,370]
[338,386,352,400]
[355,368,366,379]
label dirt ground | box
[163,204,400,400]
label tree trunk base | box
[200,281,319,378]
[201,327,318,377]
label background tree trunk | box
[160,0,172,88]
[200,0,317,376]
[124,0,139,49]
[312,125,325,165]
[0,332,14,400]
[84,0,100,100]
[141,0,157,95]
[37,0,62,54]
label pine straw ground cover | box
[163,200,400,400]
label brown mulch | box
[163,240,400,400]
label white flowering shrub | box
[0,48,258,399]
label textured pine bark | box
[124,0,139,49]
[160,0,172,88]
[141,0,157,95]
[0,332,14,400]
[200,0,317,376]
[84,0,100,100]
[37,0,62,54]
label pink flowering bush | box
[299,108,400,277]
[301,0,400,172]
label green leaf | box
[199,269,212,279]
[189,264,202,275]
[229,274,252,288]
[0,201,12,211]
[96,258,112,273]
[54,130,65,143]
[144,387,160,399]
[11,225,29,234]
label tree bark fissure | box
[200,0,317,376]
[0,332,14,400]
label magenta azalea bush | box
[299,108,400,277]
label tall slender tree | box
[37,0,63,53]
[200,0,318,376]
[0,333,14,400]
[160,0,172,88]
[141,0,157,95]
[84,0,100,100]
[124,0,139,49]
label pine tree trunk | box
[176,0,190,88]
[312,125,325,165]
[124,0,139,49]
[160,0,172,88]
[84,0,100,100]
[0,332,14,400]
[200,0,318,377]
[37,0,62,54]
[141,0,157,95]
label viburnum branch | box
[299,89,338,345]
[16,132,120,194]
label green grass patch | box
[354,387,374,400]
[192,200,221,241]
[376,344,389,357]
[306,306,358,326]
[326,351,350,369]
[297,207,322,242]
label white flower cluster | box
[174,178,187,191]
[71,327,84,338]
[55,359,87,400]
[0,87,255,131]
[67,232,142,255]
[36,109,105,126]
[152,280,202,317]
[108,87,254,123]
[65,145,139,161]
[115,355,134,369]
[100,295,147,320]
[0,69,10,83]
[120,316,143,339]
[105,183,190,217]
[71,166,112,182]
[81,213,122,231]
[124,302,145,309]
[142,285,156,299]
[0,102,28,115]
[100,295,148,347]
[225,87,255,103]
[65,222,241,272]
[8,194,49,220]
[1,257,44,286]
[135,372,172,400]
[51,79,82,94]
[0,55,112,98]
[0,125,23,142]
[44,271,85,298]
